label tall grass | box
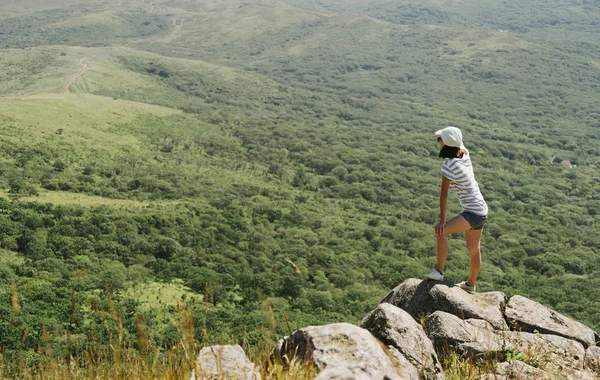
[0,284,316,379]
[3,283,564,379]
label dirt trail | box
[1,56,90,98]
[65,57,89,93]
[170,15,185,38]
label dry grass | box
[0,282,563,380]
[0,279,559,380]
[0,285,316,380]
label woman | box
[425,126,488,293]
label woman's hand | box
[435,220,446,237]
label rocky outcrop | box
[191,344,260,380]
[585,346,600,372]
[479,360,553,379]
[382,279,507,330]
[378,279,599,378]
[360,303,444,380]
[507,331,586,370]
[386,346,420,380]
[314,362,394,380]
[425,311,510,360]
[505,295,597,348]
[278,322,405,379]
[197,279,600,380]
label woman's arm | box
[435,176,451,236]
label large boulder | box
[483,360,552,380]
[315,362,407,380]
[585,346,600,372]
[314,363,374,380]
[278,323,405,380]
[507,331,586,370]
[505,295,596,348]
[382,279,507,330]
[192,344,260,380]
[488,359,597,380]
[387,347,420,380]
[360,303,444,380]
[425,311,510,360]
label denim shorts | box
[461,211,487,230]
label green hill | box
[0,0,599,376]
[283,0,600,40]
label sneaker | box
[457,281,476,293]
[425,269,444,281]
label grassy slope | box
[0,0,171,49]
[0,57,270,205]
[133,3,600,142]
[0,48,83,96]
[0,92,177,161]
[282,0,600,37]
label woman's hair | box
[439,145,463,159]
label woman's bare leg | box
[465,229,483,285]
[436,215,472,273]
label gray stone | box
[502,362,599,380]
[387,346,420,380]
[505,295,596,348]
[555,369,599,380]
[425,311,510,360]
[476,375,510,380]
[381,279,430,314]
[585,346,600,372]
[494,360,552,379]
[361,303,444,380]
[279,323,403,380]
[315,361,408,380]
[507,331,586,370]
[192,344,260,380]
[314,363,374,380]
[466,318,496,331]
[382,278,507,330]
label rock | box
[493,360,552,379]
[425,311,510,360]
[508,331,586,370]
[555,369,599,380]
[192,344,260,380]
[476,375,509,380]
[271,337,287,366]
[585,345,600,372]
[314,363,373,380]
[361,303,444,380]
[315,362,407,380]
[505,295,596,348]
[476,368,596,380]
[381,279,430,314]
[387,346,420,380]
[382,279,507,330]
[279,323,403,380]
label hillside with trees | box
[0,0,599,377]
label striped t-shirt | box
[440,150,488,216]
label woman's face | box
[437,136,445,149]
